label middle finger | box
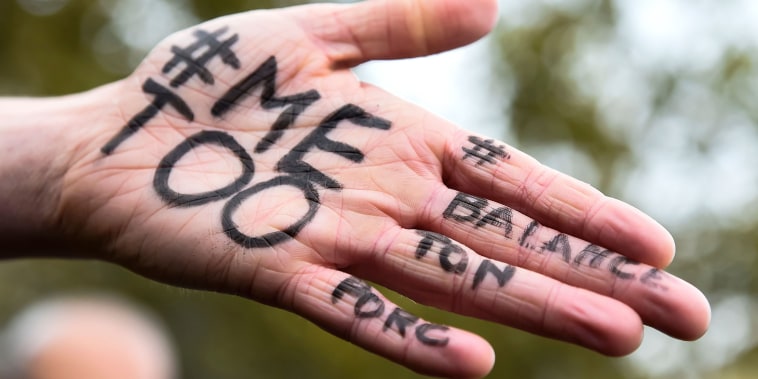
[418,186,709,341]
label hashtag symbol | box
[162,26,241,88]
[462,136,509,165]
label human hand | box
[50,0,710,377]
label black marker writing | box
[640,268,669,291]
[476,206,514,238]
[414,232,518,291]
[106,26,394,249]
[332,277,450,347]
[278,104,391,189]
[331,276,385,318]
[443,192,487,223]
[442,192,670,290]
[153,130,254,207]
[415,231,469,275]
[102,27,241,155]
[414,324,450,347]
[218,103,390,248]
[101,79,194,154]
[221,176,319,249]
[609,256,638,280]
[211,56,320,153]
[443,193,514,239]
[136,50,391,248]
[163,26,240,88]
[573,244,610,268]
[462,136,509,165]
[518,220,541,250]
[542,233,571,263]
[383,308,419,337]
[332,277,384,318]
[331,276,371,304]
[472,260,516,289]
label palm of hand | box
[59,2,709,378]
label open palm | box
[57,1,709,377]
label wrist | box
[0,81,124,257]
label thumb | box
[288,0,499,66]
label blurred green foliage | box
[495,0,627,191]
[1,0,757,378]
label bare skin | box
[0,1,709,378]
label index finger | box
[441,130,677,269]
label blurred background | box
[1,0,757,378]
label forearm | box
[0,84,117,257]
